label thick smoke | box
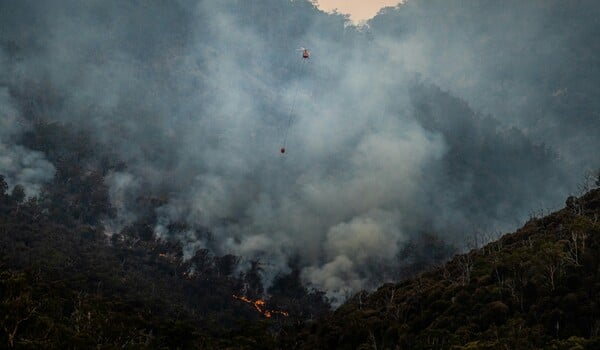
[370,0,600,169]
[0,88,55,196]
[1,0,598,301]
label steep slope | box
[0,116,451,349]
[0,171,329,349]
[291,188,600,349]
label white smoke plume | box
[0,88,55,197]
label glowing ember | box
[232,295,289,318]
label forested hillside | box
[2,0,600,348]
[2,135,599,349]
[291,188,600,349]
[0,121,451,348]
[0,163,329,348]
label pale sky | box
[313,0,403,23]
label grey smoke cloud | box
[1,0,598,301]
[0,88,55,196]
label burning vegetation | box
[232,295,289,318]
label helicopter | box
[299,47,310,59]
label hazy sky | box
[313,0,402,23]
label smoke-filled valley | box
[1,0,599,307]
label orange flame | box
[232,295,289,318]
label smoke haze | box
[1,0,598,301]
